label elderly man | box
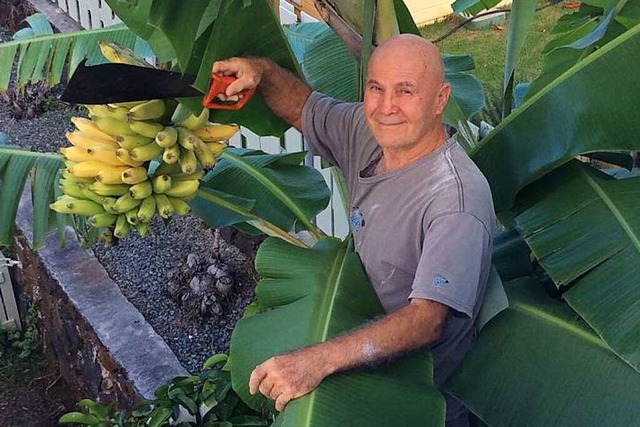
[213,34,495,426]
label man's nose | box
[379,92,397,114]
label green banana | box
[168,196,191,215]
[130,120,164,138]
[101,197,118,214]
[125,208,139,225]
[155,126,178,147]
[179,108,209,130]
[129,142,163,162]
[155,161,181,176]
[176,127,197,150]
[171,171,205,181]
[112,193,142,213]
[129,180,153,199]
[152,174,172,194]
[193,138,216,169]
[50,196,104,216]
[90,182,130,197]
[81,187,105,205]
[137,196,156,223]
[116,134,153,150]
[113,214,130,239]
[88,212,117,228]
[135,222,150,237]
[128,99,165,121]
[154,194,174,219]
[162,144,181,164]
[180,149,198,174]
[165,180,199,198]
[59,180,87,199]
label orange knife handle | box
[202,74,256,110]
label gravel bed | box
[1,90,258,374]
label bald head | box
[369,34,445,85]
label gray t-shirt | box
[302,92,495,419]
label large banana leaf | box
[0,25,147,91]
[230,237,445,426]
[471,21,640,212]
[0,147,64,249]
[511,160,640,372]
[445,277,640,427]
[191,149,330,240]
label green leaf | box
[196,149,329,237]
[230,238,445,426]
[512,160,640,371]
[58,412,101,425]
[31,158,64,249]
[227,415,268,426]
[445,277,640,426]
[0,25,145,91]
[471,21,640,212]
[502,0,537,118]
[147,407,173,427]
[204,353,229,370]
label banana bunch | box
[51,99,239,240]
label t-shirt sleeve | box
[409,212,491,317]
[301,91,360,170]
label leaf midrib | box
[302,242,348,427]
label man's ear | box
[435,83,452,115]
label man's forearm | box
[309,299,448,377]
[252,58,311,131]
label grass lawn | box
[420,2,572,122]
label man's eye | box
[398,89,413,95]
[368,85,382,92]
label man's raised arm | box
[212,57,311,131]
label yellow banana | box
[125,208,139,225]
[66,131,119,150]
[129,180,153,199]
[86,146,127,166]
[90,182,130,197]
[180,149,198,174]
[113,193,142,213]
[193,138,216,169]
[176,127,197,150]
[193,124,239,142]
[129,142,163,162]
[98,41,152,68]
[179,108,209,130]
[206,142,227,157]
[128,99,165,121]
[162,144,181,164]
[60,146,93,163]
[115,148,144,167]
[88,212,117,228]
[168,196,191,216]
[121,167,148,185]
[50,196,104,216]
[71,117,116,141]
[171,171,205,181]
[155,126,178,147]
[137,196,156,223]
[93,116,135,137]
[113,213,130,239]
[152,174,171,194]
[129,120,164,138]
[115,134,153,150]
[165,179,199,198]
[68,160,109,178]
[154,194,174,219]
[87,104,129,121]
[61,169,95,183]
[95,166,129,184]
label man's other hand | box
[211,57,264,102]
[249,347,331,412]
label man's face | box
[363,47,449,153]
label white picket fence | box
[48,0,349,238]
[0,252,21,331]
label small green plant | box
[59,354,272,427]
[0,303,39,360]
